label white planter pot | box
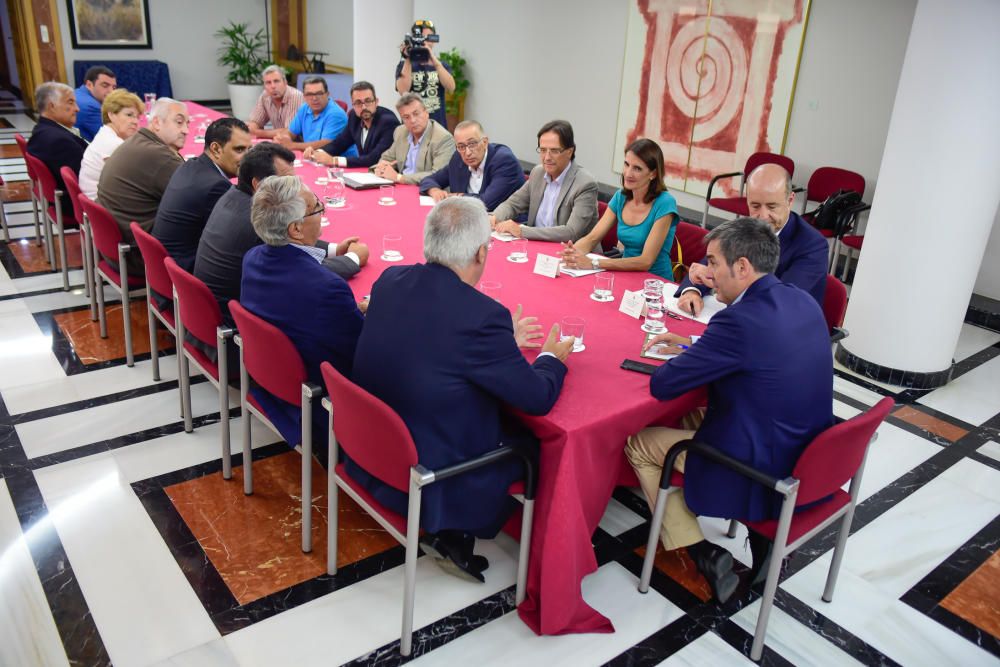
[228,83,262,121]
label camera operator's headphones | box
[412,19,436,34]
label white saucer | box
[506,256,529,263]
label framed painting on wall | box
[66,0,153,49]
[613,0,810,197]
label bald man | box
[677,163,828,314]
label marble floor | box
[1,112,999,666]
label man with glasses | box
[375,93,455,185]
[491,120,598,242]
[303,81,400,168]
[275,77,350,153]
[247,65,304,139]
[418,120,523,211]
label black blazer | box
[319,106,400,168]
[26,116,88,218]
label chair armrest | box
[830,327,849,344]
[301,381,324,401]
[117,242,132,254]
[417,445,538,499]
[833,202,870,237]
[217,325,235,341]
[705,171,743,202]
[658,439,784,492]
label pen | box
[688,303,696,317]
[677,344,689,350]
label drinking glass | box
[381,235,403,261]
[325,168,346,207]
[560,316,586,352]
[379,184,396,206]
[643,278,664,305]
[642,297,666,334]
[508,239,528,263]
[479,281,502,302]
[591,272,615,302]
[144,92,156,115]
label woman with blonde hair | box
[79,89,144,199]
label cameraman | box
[395,19,455,128]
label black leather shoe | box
[419,534,487,584]
[690,542,739,604]
[747,532,774,587]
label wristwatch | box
[591,256,601,270]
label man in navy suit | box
[351,197,574,581]
[303,81,400,169]
[676,163,828,314]
[627,217,833,603]
[240,175,366,446]
[26,82,88,219]
[419,120,524,211]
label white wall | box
[413,0,916,213]
[306,0,353,68]
[56,0,268,100]
[974,206,1000,300]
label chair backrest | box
[823,275,848,331]
[807,167,865,204]
[670,221,709,265]
[23,152,58,203]
[321,361,419,493]
[744,152,795,180]
[228,300,307,406]
[13,133,31,170]
[598,200,617,250]
[792,397,894,505]
[78,194,124,260]
[130,222,174,301]
[59,167,85,226]
[163,257,222,349]
[334,99,348,112]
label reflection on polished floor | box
[1,112,999,666]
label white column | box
[353,0,412,107]
[840,0,1000,378]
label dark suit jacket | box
[26,117,88,218]
[153,154,232,272]
[319,106,400,168]
[418,143,524,211]
[350,263,567,536]
[675,212,828,306]
[240,243,364,445]
[195,187,361,322]
[651,274,833,521]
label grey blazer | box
[491,162,599,242]
[378,119,456,185]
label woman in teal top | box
[561,138,679,280]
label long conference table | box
[182,103,708,635]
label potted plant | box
[215,21,267,120]
[438,48,470,132]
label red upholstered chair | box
[669,221,709,278]
[598,200,621,257]
[831,202,871,281]
[59,167,95,311]
[22,152,72,289]
[131,223,180,382]
[334,99,348,112]
[823,275,849,344]
[638,397,894,661]
[701,152,795,228]
[78,195,144,366]
[228,300,324,553]
[164,258,235,477]
[13,133,44,247]
[320,361,537,657]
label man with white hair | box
[246,64,304,139]
[26,82,88,218]
[98,97,189,275]
[348,197,573,582]
[239,175,365,446]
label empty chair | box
[13,133,44,248]
[831,202,871,281]
[823,275,849,343]
[78,194,143,366]
[598,200,620,257]
[321,361,537,657]
[131,223,180,382]
[701,152,795,228]
[163,258,235,478]
[228,300,324,552]
[639,397,894,661]
[22,152,73,289]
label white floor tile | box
[977,440,1000,464]
[410,563,684,667]
[598,496,645,537]
[853,422,940,503]
[833,374,885,407]
[732,602,863,667]
[146,639,240,667]
[953,323,1000,362]
[918,355,1000,426]
[659,631,752,665]
[0,480,71,667]
[0,310,67,390]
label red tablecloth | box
[182,110,710,635]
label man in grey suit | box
[374,93,455,185]
[491,120,598,243]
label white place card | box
[533,253,561,278]
[619,289,645,318]
[419,196,436,207]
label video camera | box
[402,19,439,65]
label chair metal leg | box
[327,400,339,575]
[31,191,41,246]
[823,506,856,602]
[41,196,55,267]
[301,392,313,553]
[174,292,193,434]
[96,267,108,338]
[841,250,854,283]
[54,195,69,290]
[0,197,9,242]
[118,245,134,367]
[515,498,534,605]
[638,487,669,593]
[727,519,739,538]
[218,333,232,480]
[147,287,160,381]
[750,487,798,662]
[81,219,94,304]
[401,478,423,657]
[239,341,253,494]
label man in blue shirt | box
[275,76,352,154]
[74,65,116,142]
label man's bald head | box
[745,162,794,232]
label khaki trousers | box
[626,411,705,550]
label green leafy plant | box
[438,48,469,115]
[215,22,267,85]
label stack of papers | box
[559,254,606,277]
[663,292,727,324]
[640,333,679,361]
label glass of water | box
[381,235,403,262]
[643,278,664,304]
[642,297,666,334]
[508,239,528,263]
[144,92,156,115]
[378,184,396,206]
[591,272,615,302]
[479,281,502,302]
[560,316,586,352]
